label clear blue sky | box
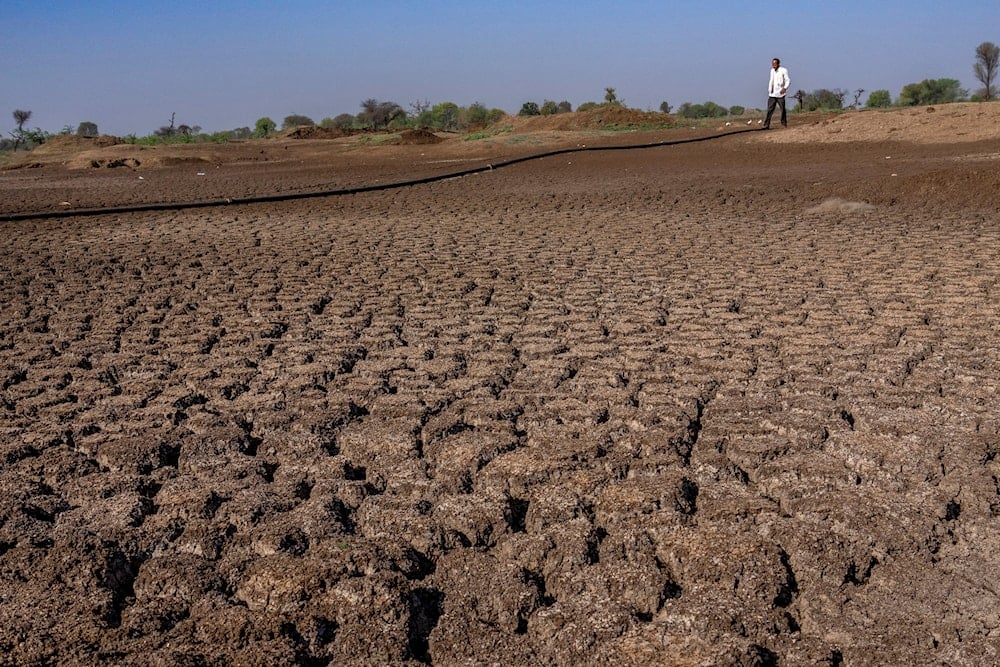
[3,0,998,136]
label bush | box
[282,114,315,129]
[799,89,845,111]
[556,101,572,114]
[427,102,459,130]
[518,102,540,116]
[540,100,558,116]
[865,89,892,108]
[897,78,967,106]
[76,121,99,137]
[459,102,504,129]
[677,101,729,118]
[576,102,600,112]
[357,100,405,129]
[729,105,745,116]
[322,114,355,129]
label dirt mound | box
[398,128,444,145]
[31,134,121,154]
[502,105,673,132]
[754,100,1000,144]
[280,126,352,139]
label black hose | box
[1,127,759,222]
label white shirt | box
[768,66,790,97]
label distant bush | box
[728,105,745,116]
[282,114,315,129]
[677,101,729,118]
[540,100,558,116]
[321,114,355,129]
[254,117,276,137]
[865,89,892,108]
[357,100,405,129]
[799,89,845,111]
[518,102,540,116]
[576,102,600,112]
[557,101,572,113]
[897,78,967,106]
[76,121,99,137]
[458,102,504,129]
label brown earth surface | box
[1,104,1000,665]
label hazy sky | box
[4,0,999,136]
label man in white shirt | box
[764,58,790,129]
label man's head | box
[772,58,781,69]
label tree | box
[604,87,621,105]
[974,41,999,101]
[254,117,276,137]
[898,78,967,106]
[21,128,50,148]
[409,99,431,117]
[659,101,672,114]
[460,102,494,128]
[865,90,892,108]
[540,100,558,116]
[850,89,865,109]
[729,105,745,116]
[12,109,31,150]
[76,121,99,137]
[322,113,355,129]
[518,102,540,116]
[556,101,572,114]
[155,112,177,137]
[428,102,459,130]
[357,99,405,129]
[282,114,315,129]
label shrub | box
[897,79,967,106]
[282,114,315,129]
[459,102,504,129]
[76,121,99,137]
[518,102,540,116]
[728,105,745,116]
[865,89,892,108]
[323,113,355,129]
[677,101,729,118]
[357,100,405,129]
[254,117,276,137]
[799,89,845,111]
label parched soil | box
[2,105,1000,665]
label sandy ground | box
[2,104,1000,665]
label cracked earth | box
[2,106,1000,665]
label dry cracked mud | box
[2,105,1000,665]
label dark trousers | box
[765,96,786,127]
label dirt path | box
[2,109,1000,665]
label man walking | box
[764,58,790,129]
